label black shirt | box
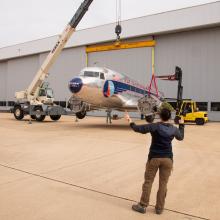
[130,122,184,160]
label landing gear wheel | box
[145,114,155,123]
[76,111,86,119]
[174,116,181,124]
[50,115,61,121]
[34,106,46,122]
[13,105,24,120]
[196,118,205,125]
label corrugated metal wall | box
[0,27,220,120]
[7,55,39,100]
[0,62,7,101]
[0,47,86,103]
[155,27,220,120]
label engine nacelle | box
[138,95,162,116]
[68,96,88,113]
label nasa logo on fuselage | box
[69,78,83,94]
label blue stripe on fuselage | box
[111,80,148,96]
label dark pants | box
[106,111,112,124]
[140,158,173,210]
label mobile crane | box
[156,67,208,125]
[13,0,93,122]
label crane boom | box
[16,0,93,102]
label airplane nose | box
[69,78,83,94]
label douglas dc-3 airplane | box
[68,67,164,122]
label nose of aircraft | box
[69,77,83,94]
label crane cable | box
[116,0,121,25]
[115,0,122,43]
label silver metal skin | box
[69,67,163,116]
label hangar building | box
[0,2,220,120]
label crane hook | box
[115,0,122,45]
[115,24,122,41]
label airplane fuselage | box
[69,67,162,112]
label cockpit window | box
[100,73,105,80]
[84,71,99,77]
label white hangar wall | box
[155,27,220,121]
[1,27,220,120]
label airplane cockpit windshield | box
[84,71,99,77]
[80,71,105,79]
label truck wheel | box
[50,115,61,121]
[13,105,24,120]
[76,111,86,119]
[145,114,155,123]
[34,106,46,122]
[196,118,205,125]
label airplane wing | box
[114,94,138,110]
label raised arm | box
[130,123,152,134]
[124,112,153,134]
[174,124,185,141]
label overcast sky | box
[0,0,218,47]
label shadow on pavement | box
[73,123,131,131]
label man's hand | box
[179,117,184,125]
[125,112,132,123]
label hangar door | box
[0,62,7,104]
[86,40,156,116]
[87,41,155,85]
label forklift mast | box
[155,66,183,115]
[175,67,183,115]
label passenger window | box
[100,73,105,80]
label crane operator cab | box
[37,82,54,104]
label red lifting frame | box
[148,74,159,97]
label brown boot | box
[132,203,146,214]
[155,207,163,215]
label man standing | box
[125,108,184,215]
[106,109,112,124]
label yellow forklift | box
[156,67,208,125]
[175,100,208,125]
